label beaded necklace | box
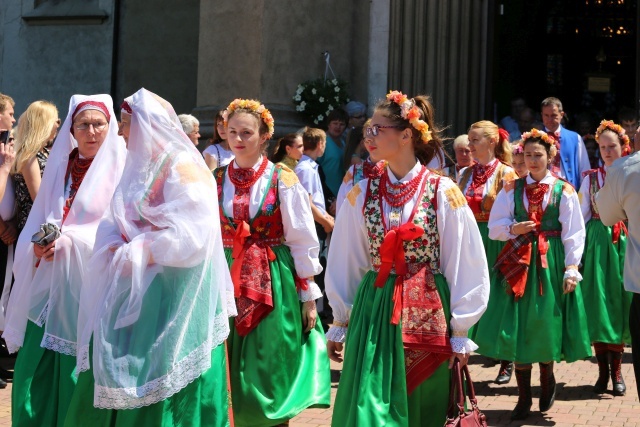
[467,159,498,197]
[228,156,269,189]
[379,165,427,207]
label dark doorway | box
[493,0,638,129]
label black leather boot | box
[593,346,609,394]
[610,350,626,396]
[539,362,556,412]
[511,365,532,420]
[495,360,514,384]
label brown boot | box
[539,362,556,412]
[511,365,532,420]
[593,343,610,394]
[610,349,626,396]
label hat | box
[345,101,366,117]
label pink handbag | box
[444,359,488,427]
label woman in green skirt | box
[578,120,633,396]
[479,129,591,420]
[458,120,517,384]
[66,88,233,426]
[4,94,126,426]
[325,91,490,427]
[215,98,331,426]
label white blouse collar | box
[386,160,422,184]
[525,170,554,185]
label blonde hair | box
[13,101,58,175]
[468,120,512,165]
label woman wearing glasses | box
[5,95,126,426]
[325,91,489,427]
[12,101,61,235]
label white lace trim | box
[41,333,77,356]
[325,326,347,343]
[2,327,24,354]
[564,269,582,282]
[93,311,229,409]
[78,344,90,373]
[226,289,237,317]
[299,280,323,302]
[450,337,478,354]
[35,303,48,327]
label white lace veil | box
[77,88,233,409]
[3,94,127,355]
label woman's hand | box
[0,220,17,245]
[322,215,335,234]
[449,352,470,369]
[510,220,537,235]
[563,277,578,294]
[33,239,57,262]
[327,340,344,363]
[301,300,317,333]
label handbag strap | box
[446,358,466,418]
[462,364,480,406]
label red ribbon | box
[295,276,309,292]
[373,223,424,325]
[612,221,627,244]
[230,220,276,296]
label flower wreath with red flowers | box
[596,120,630,148]
[521,128,558,158]
[386,90,432,144]
[223,99,275,139]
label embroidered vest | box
[458,162,512,222]
[513,178,563,232]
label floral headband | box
[223,99,275,138]
[386,91,432,144]
[596,120,630,147]
[512,142,524,155]
[521,128,553,145]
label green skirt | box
[63,344,229,427]
[468,222,507,341]
[474,237,592,364]
[581,219,631,344]
[225,246,331,427]
[332,270,452,427]
[12,321,77,427]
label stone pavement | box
[0,350,637,426]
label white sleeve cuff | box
[450,337,478,354]
[299,280,323,302]
[326,325,347,343]
[226,289,237,317]
[563,268,582,282]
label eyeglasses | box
[365,124,405,137]
[74,122,108,132]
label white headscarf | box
[3,94,127,354]
[77,88,233,409]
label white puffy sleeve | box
[278,174,324,302]
[578,175,592,223]
[577,136,592,179]
[324,181,371,343]
[436,179,490,354]
[488,186,518,241]
[559,184,586,280]
[335,165,356,215]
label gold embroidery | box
[578,191,583,204]
[346,185,362,206]
[445,186,467,210]
[503,179,516,192]
[279,167,299,188]
[176,162,213,187]
[562,182,575,195]
[451,330,468,338]
[343,170,353,184]
[333,320,349,327]
[565,265,579,271]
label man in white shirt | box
[541,97,591,189]
[596,127,640,398]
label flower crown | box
[596,120,630,147]
[223,99,275,138]
[521,128,553,145]
[512,141,524,155]
[386,91,432,144]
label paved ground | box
[0,350,636,426]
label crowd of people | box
[0,88,638,427]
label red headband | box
[120,101,132,115]
[72,101,111,123]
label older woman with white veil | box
[65,88,234,427]
[4,95,126,426]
